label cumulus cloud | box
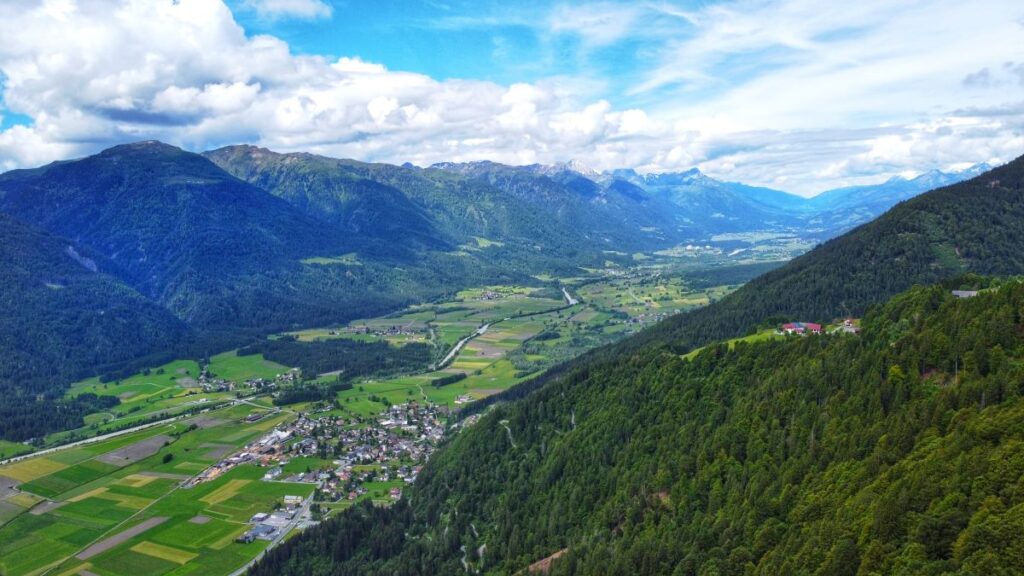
[0,0,1020,195]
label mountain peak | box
[532,159,600,178]
[100,140,184,157]
[562,159,599,177]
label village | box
[341,323,423,338]
[179,398,449,545]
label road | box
[498,419,517,449]
[0,396,263,467]
[228,491,316,576]
[438,323,491,368]
[0,416,185,467]
[562,287,579,306]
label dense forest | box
[0,214,191,440]
[253,279,1024,575]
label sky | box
[0,0,1021,195]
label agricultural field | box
[69,359,202,399]
[207,351,290,382]
[0,440,34,460]
[577,274,733,318]
[0,403,312,576]
[21,354,300,454]
[286,269,748,415]
[0,262,757,576]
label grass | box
[131,540,198,564]
[69,359,202,401]
[1,457,68,483]
[301,252,361,266]
[0,440,34,460]
[682,329,785,360]
[209,351,289,382]
[201,479,251,506]
[0,401,317,576]
[20,460,119,499]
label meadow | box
[0,403,311,576]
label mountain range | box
[0,141,994,440]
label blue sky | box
[0,0,1021,195]
[226,0,680,108]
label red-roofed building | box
[781,322,822,335]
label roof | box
[782,322,822,331]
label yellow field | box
[103,492,152,510]
[117,474,157,488]
[201,479,250,505]
[6,492,43,508]
[68,486,108,502]
[246,414,290,432]
[0,457,67,482]
[131,541,197,564]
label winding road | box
[562,287,579,306]
[438,323,491,368]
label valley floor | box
[0,257,768,576]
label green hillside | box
[0,214,191,440]
[633,155,1024,356]
[0,142,523,341]
[205,146,675,267]
[253,280,1024,576]
[250,155,1024,575]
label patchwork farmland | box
[0,403,312,576]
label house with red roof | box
[781,322,822,335]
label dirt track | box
[76,516,168,560]
[97,435,171,466]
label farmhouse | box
[781,322,822,335]
[838,319,861,334]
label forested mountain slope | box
[0,213,190,440]
[0,142,506,336]
[807,164,993,233]
[633,155,1023,355]
[0,142,533,413]
[207,146,675,260]
[202,145,447,250]
[253,279,1024,576]
[428,160,685,246]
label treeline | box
[430,373,466,387]
[251,280,1024,575]
[678,260,785,289]
[239,337,433,381]
[274,381,354,406]
[0,393,119,442]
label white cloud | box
[547,3,639,47]
[0,0,1020,195]
[239,0,332,20]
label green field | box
[0,263,752,576]
[681,329,785,360]
[0,440,35,460]
[0,403,311,576]
[208,351,290,382]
